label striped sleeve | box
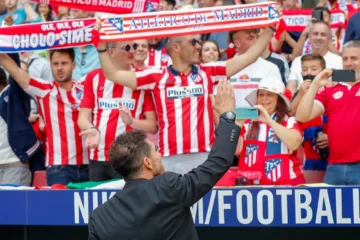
[135,68,163,90]
[25,77,53,98]
[200,61,227,84]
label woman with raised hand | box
[236,76,305,186]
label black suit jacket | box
[88,119,240,240]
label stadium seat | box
[32,171,48,187]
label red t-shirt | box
[315,82,360,164]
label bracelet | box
[89,126,100,133]
[97,48,107,53]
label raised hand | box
[254,105,271,124]
[299,80,312,96]
[210,79,235,115]
[79,127,100,149]
[312,69,333,89]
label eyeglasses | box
[190,39,201,47]
[120,43,139,52]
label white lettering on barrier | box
[218,190,232,224]
[204,190,216,224]
[74,191,117,224]
[191,197,204,224]
[236,190,253,224]
[257,190,274,225]
[336,189,351,224]
[315,189,334,224]
[74,192,88,224]
[276,189,291,224]
[353,189,360,223]
[72,189,360,226]
[295,189,312,224]
[190,190,216,224]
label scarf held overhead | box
[0,2,279,53]
[283,9,346,32]
[0,19,96,52]
[27,0,160,14]
[93,2,279,44]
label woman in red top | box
[236,77,305,186]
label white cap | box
[245,77,291,112]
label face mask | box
[302,75,316,81]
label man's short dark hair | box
[109,130,151,180]
[313,6,331,17]
[0,67,7,87]
[229,28,260,43]
[49,48,75,62]
[301,53,326,70]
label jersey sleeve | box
[80,71,95,109]
[135,68,163,90]
[199,61,227,84]
[314,87,327,111]
[25,77,53,98]
[142,92,155,113]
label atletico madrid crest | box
[244,144,259,167]
[265,159,282,182]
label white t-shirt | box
[288,51,343,87]
[0,86,21,165]
[225,57,282,107]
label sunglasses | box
[120,43,138,52]
[155,145,160,152]
[190,39,201,47]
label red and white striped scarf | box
[0,2,279,53]
[27,0,160,14]
[93,2,279,45]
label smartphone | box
[311,9,323,21]
[234,107,259,120]
[332,70,356,83]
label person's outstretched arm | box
[0,53,30,89]
[226,27,274,78]
[166,79,240,207]
[296,69,331,122]
[94,19,137,89]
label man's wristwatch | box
[220,111,236,123]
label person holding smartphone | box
[289,54,329,183]
[296,40,360,185]
[235,77,305,186]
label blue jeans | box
[46,165,89,186]
[324,162,360,185]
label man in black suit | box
[88,79,241,240]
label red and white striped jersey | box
[135,62,227,157]
[145,47,172,69]
[80,68,155,161]
[26,78,88,166]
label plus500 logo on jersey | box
[167,85,204,99]
[99,98,136,110]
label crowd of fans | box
[1,0,360,188]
